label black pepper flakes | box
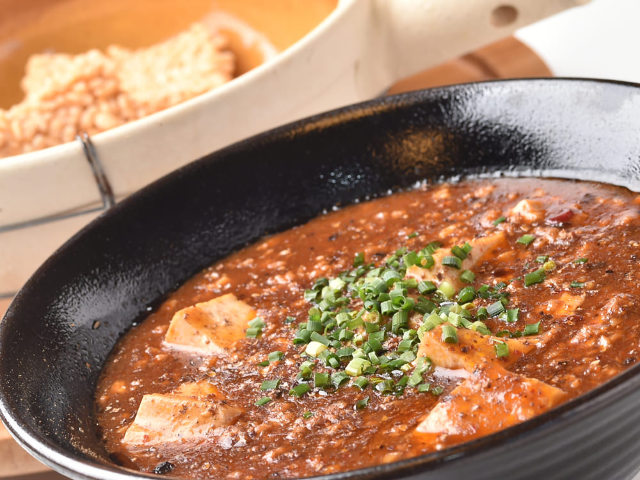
[154,461,175,475]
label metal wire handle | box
[0,133,115,233]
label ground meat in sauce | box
[95,178,640,479]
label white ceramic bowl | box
[0,0,587,294]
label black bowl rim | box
[2,77,640,480]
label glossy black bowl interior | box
[2,79,640,480]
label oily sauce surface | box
[95,178,640,479]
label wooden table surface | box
[0,36,550,479]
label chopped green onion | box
[524,268,546,287]
[517,234,536,246]
[331,371,350,388]
[420,312,444,334]
[457,286,476,304]
[431,385,444,396]
[314,372,330,389]
[309,332,330,345]
[403,251,420,267]
[536,255,549,264]
[574,257,588,264]
[441,324,458,344]
[523,322,540,335]
[437,281,456,299]
[451,245,468,260]
[460,270,475,284]
[304,290,319,302]
[353,252,365,267]
[493,216,506,226]
[476,306,488,320]
[306,319,323,332]
[255,396,272,406]
[298,361,314,379]
[293,329,312,345]
[302,411,314,419]
[289,383,311,397]
[305,341,328,357]
[246,317,265,338]
[425,241,441,254]
[495,341,509,358]
[570,281,586,288]
[338,329,354,341]
[355,396,370,409]
[354,376,369,389]
[442,255,463,269]
[506,308,519,323]
[375,379,395,394]
[470,320,492,335]
[487,301,506,317]
[268,351,284,363]
[417,383,431,393]
[391,310,409,334]
[418,280,437,294]
[245,327,262,338]
[336,347,355,358]
[345,358,372,376]
[261,379,280,391]
[407,232,419,239]
[257,359,270,367]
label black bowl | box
[2,79,640,480]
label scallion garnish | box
[459,269,475,284]
[268,351,284,363]
[493,216,507,226]
[246,317,265,338]
[331,371,350,388]
[345,358,372,376]
[255,396,272,406]
[309,331,330,345]
[289,383,311,397]
[495,341,509,358]
[574,257,588,264]
[261,379,280,391]
[451,245,468,260]
[355,396,370,409]
[437,281,455,299]
[354,376,369,389]
[517,234,536,246]
[457,286,476,304]
[505,308,519,323]
[570,281,586,288]
[305,341,328,357]
[470,320,491,335]
[441,324,458,344]
[523,322,540,335]
[442,255,463,269]
[302,411,314,419]
[524,268,546,287]
[418,280,437,294]
[536,255,549,264]
[487,301,506,317]
[314,372,330,389]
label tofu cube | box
[164,293,256,355]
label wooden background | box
[0,36,550,479]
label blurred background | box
[0,0,639,477]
